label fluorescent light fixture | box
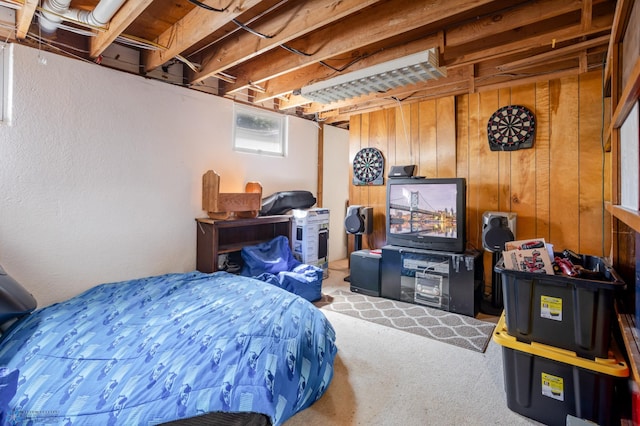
[299,48,446,104]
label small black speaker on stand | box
[344,205,373,282]
[480,212,516,315]
[389,165,416,178]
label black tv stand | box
[379,245,483,317]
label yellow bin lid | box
[492,313,629,377]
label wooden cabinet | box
[196,215,293,273]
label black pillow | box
[260,191,316,216]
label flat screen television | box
[385,177,466,253]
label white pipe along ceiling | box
[39,0,127,33]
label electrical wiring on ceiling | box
[186,0,289,58]
[232,18,274,39]
[26,30,91,57]
[187,0,368,85]
[174,54,199,73]
[115,33,164,51]
[186,0,232,13]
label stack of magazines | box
[502,238,554,274]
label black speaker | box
[480,211,517,314]
[388,165,416,178]
[344,206,373,235]
[350,250,381,296]
[482,216,515,252]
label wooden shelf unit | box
[196,215,293,273]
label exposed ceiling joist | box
[497,35,610,72]
[190,0,382,84]
[142,0,264,72]
[2,0,617,129]
[444,11,613,69]
[90,0,154,58]
[15,0,36,39]
[219,0,500,94]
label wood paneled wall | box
[349,70,611,285]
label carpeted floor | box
[317,289,495,353]
[284,259,542,426]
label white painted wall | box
[322,125,349,262]
[0,43,320,307]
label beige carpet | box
[284,260,541,426]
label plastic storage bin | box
[493,314,629,426]
[495,253,625,359]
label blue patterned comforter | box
[0,271,337,425]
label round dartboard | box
[352,147,384,185]
[487,105,536,151]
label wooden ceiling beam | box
[251,0,609,104]
[582,0,593,31]
[142,0,264,72]
[479,57,581,81]
[15,0,38,39]
[445,0,606,48]
[277,20,612,114]
[496,34,609,72]
[218,0,499,94]
[179,0,285,58]
[5,0,617,124]
[305,44,607,117]
[90,0,155,58]
[190,0,384,84]
[474,67,589,93]
[445,10,613,68]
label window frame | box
[232,103,287,157]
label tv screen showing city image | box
[388,183,458,238]
[385,178,465,252]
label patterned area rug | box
[317,290,496,353]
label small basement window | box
[233,103,287,156]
